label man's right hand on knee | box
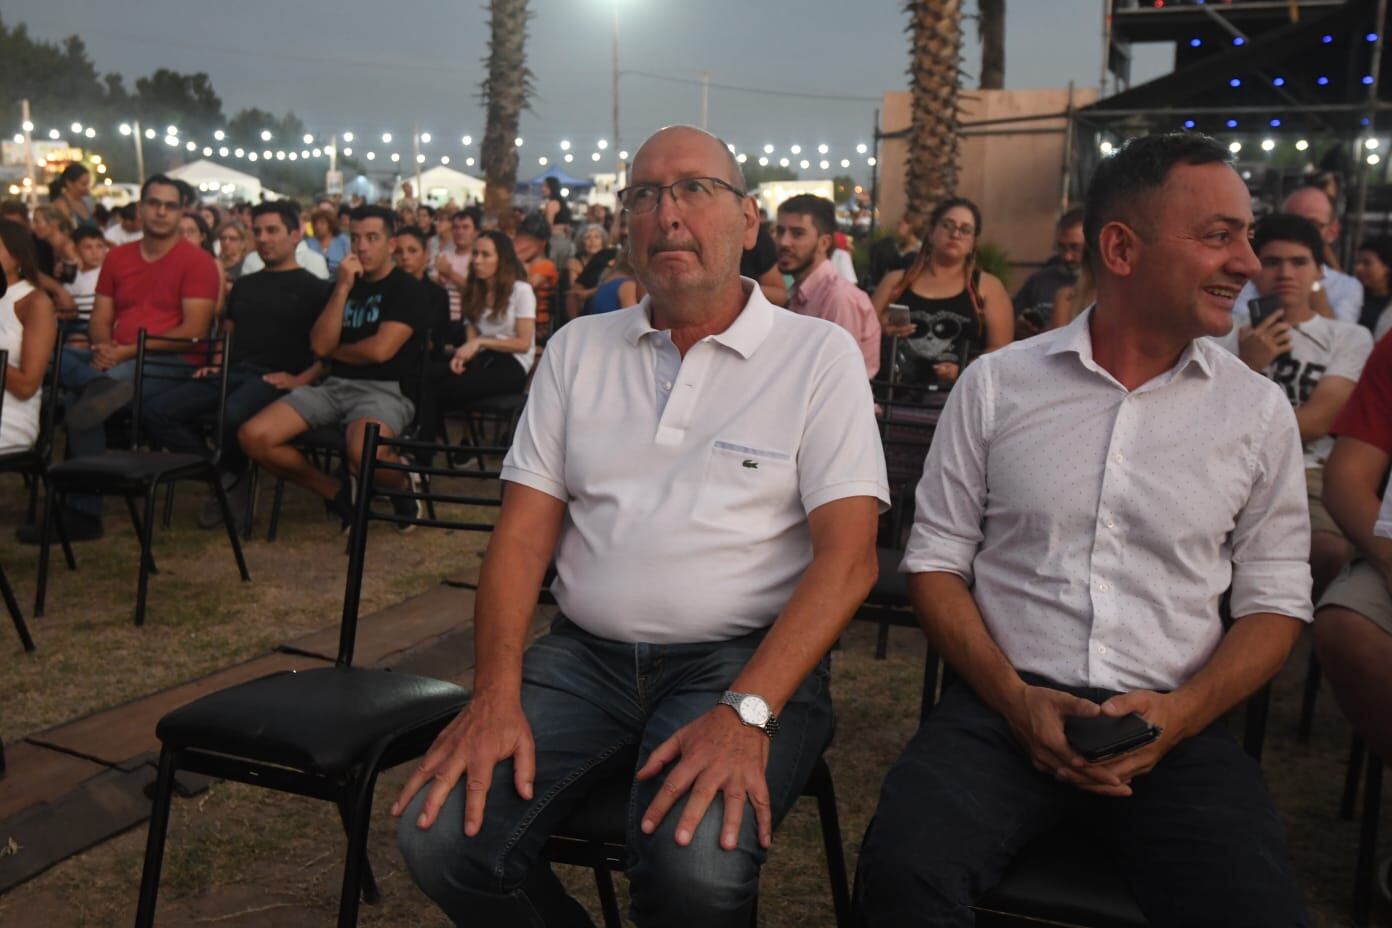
[391,693,536,835]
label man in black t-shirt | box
[1012,207,1084,337]
[141,200,327,528]
[240,205,427,529]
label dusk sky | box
[6,1,1172,179]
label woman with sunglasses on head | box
[871,197,1012,386]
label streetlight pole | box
[612,0,622,184]
[133,119,146,184]
[19,99,36,207]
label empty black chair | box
[35,330,249,625]
[135,424,509,927]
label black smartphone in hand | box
[1064,713,1161,763]
[1247,293,1281,329]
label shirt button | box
[1112,453,1124,464]
[1096,643,1108,655]
[1104,518,1116,529]
[662,380,673,391]
[1097,581,1110,593]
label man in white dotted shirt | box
[392,126,888,927]
[1219,212,1373,600]
[859,134,1311,926]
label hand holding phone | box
[886,303,913,337]
[1064,712,1161,763]
[1246,293,1281,329]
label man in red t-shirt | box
[513,212,557,339]
[22,175,218,542]
[1313,332,1392,767]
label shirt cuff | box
[1375,517,1392,540]
[1229,560,1314,624]
[803,480,891,515]
[899,531,978,583]
[499,465,567,502]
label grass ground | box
[0,474,1387,926]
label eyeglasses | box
[616,177,746,215]
[142,197,182,213]
[937,219,976,239]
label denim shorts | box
[282,376,414,435]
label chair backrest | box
[30,320,67,466]
[0,349,9,428]
[338,422,511,667]
[129,329,232,455]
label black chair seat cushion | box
[156,666,469,775]
[869,547,911,608]
[0,448,39,472]
[50,450,209,484]
[976,824,1148,928]
[552,759,633,846]
[465,394,526,415]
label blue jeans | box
[856,680,1307,927]
[140,364,283,477]
[58,347,191,518]
[397,616,834,928]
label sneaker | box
[16,508,103,544]
[391,471,423,533]
[66,378,135,430]
[326,475,356,535]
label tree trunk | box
[480,0,532,228]
[903,0,964,228]
[979,0,1005,90]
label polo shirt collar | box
[624,277,775,360]
[1046,305,1214,382]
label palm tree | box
[978,0,1005,90]
[480,0,533,228]
[903,0,964,228]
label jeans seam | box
[489,735,636,887]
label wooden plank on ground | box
[0,742,106,822]
[280,583,476,666]
[26,652,325,767]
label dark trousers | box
[418,351,528,448]
[139,365,283,478]
[397,617,834,927]
[856,680,1307,927]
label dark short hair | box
[350,204,397,235]
[777,194,837,237]
[72,225,107,247]
[140,173,181,203]
[417,204,436,219]
[93,203,111,226]
[516,211,551,242]
[1057,206,1085,230]
[1358,235,1392,270]
[0,220,42,283]
[1083,133,1231,271]
[252,200,301,231]
[1252,213,1326,263]
[395,224,430,249]
[453,206,483,228]
[117,202,138,221]
[0,200,27,221]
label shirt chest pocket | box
[692,441,797,533]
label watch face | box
[738,695,770,726]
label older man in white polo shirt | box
[393,125,887,927]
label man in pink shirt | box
[776,195,881,379]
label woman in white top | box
[418,230,536,451]
[0,222,59,453]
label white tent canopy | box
[395,166,485,207]
[167,159,278,203]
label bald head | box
[1283,186,1337,244]
[630,125,746,191]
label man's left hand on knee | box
[637,707,773,851]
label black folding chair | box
[34,330,250,626]
[134,424,505,928]
[0,351,35,654]
[1340,734,1389,927]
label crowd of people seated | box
[3,125,1392,925]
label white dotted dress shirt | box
[903,308,1313,692]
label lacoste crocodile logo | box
[742,460,758,469]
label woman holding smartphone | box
[872,197,1012,385]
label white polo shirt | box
[502,279,890,644]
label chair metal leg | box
[593,863,623,928]
[334,793,380,908]
[210,474,251,582]
[134,747,179,928]
[34,487,56,618]
[874,622,889,660]
[133,485,159,627]
[241,466,259,540]
[0,562,35,652]
[809,760,852,928]
[1344,736,1366,821]
[267,476,286,542]
[1354,754,1383,927]
[25,469,38,524]
[124,494,158,575]
[336,768,381,928]
[1298,650,1321,743]
[160,482,176,529]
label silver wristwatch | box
[719,691,779,739]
